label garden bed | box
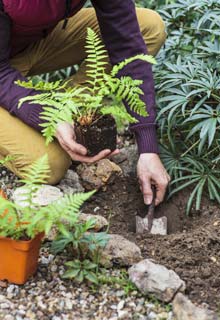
[83,175,220,311]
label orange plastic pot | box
[0,233,44,285]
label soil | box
[83,175,220,311]
[75,115,117,156]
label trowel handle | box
[147,185,157,231]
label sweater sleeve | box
[92,0,159,154]
[0,8,44,132]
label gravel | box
[0,167,174,320]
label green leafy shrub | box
[154,0,220,213]
[0,155,94,239]
[17,28,155,144]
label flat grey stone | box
[128,259,185,302]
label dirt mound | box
[84,176,220,311]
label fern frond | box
[18,93,51,109]
[16,79,66,91]
[0,155,14,166]
[29,191,95,236]
[111,54,157,77]
[103,75,148,117]
[101,105,137,128]
[85,28,108,91]
[20,154,50,186]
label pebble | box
[148,311,158,319]
[4,316,14,320]
[117,300,125,310]
[118,310,129,319]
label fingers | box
[71,149,112,163]
[108,149,120,157]
[154,174,170,206]
[139,176,153,205]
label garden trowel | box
[136,186,167,235]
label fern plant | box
[0,154,95,240]
[17,28,156,144]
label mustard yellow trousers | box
[0,8,166,184]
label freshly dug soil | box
[83,176,220,311]
[75,115,117,156]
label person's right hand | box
[55,122,119,163]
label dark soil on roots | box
[83,175,220,311]
[75,115,117,156]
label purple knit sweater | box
[0,0,159,154]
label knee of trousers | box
[139,8,167,56]
[46,151,72,185]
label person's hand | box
[56,122,119,163]
[137,153,170,206]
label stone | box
[128,259,185,303]
[118,310,129,319]
[77,159,122,190]
[13,185,63,207]
[173,293,218,320]
[56,170,84,194]
[79,213,108,231]
[112,145,138,177]
[99,234,142,267]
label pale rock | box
[99,234,142,267]
[148,311,157,319]
[65,299,73,310]
[118,310,129,319]
[4,316,14,320]
[13,185,63,207]
[57,170,84,194]
[117,300,125,311]
[128,259,185,302]
[0,303,10,309]
[77,159,122,190]
[79,213,108,231]
[173,293,218,320]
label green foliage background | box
[135,0,220,213]
[36,0,220,213]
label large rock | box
[56,170,84,194]
[13,185,63,207]
[79,213,108,231]
[77,159,122,190]
[99,234,142,268]
[173,293,218,320]
[112,145,138,176]
[128,259,185,302]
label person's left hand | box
[137,153,171,206]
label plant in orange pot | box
[0,155,94,285]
